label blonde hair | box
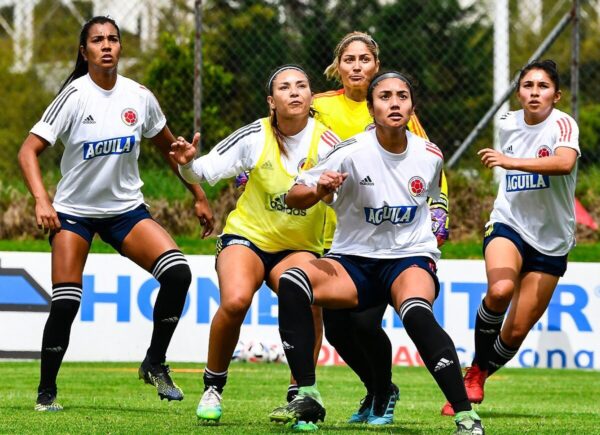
[324,31,379,83]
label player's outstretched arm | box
[286,171,348,209]
[153,127,215,238]
[478,147,577,175]
[17,133,61,233]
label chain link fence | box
[1,0,599,239]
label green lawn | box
[0,362,597,434]
[1,238,599,261]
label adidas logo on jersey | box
[82,115,96,124]
[359,175,374,186]
[261,161,274,170]
[504,144,514,154]
[434,357,453,372]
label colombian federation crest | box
[408,176,426,197]
[121,108,138,126]
[536,145,552,158]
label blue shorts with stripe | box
[49,204,152,254]
[323,253,440,311]
[483,222,568,277]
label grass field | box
[1,362,598,434]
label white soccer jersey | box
[489,108,580,256]
[296,130,443,260]
[179,117,340,185]
[30,74,166,217]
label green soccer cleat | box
[138,357,184,401]
[35,388,63,412]
[269,386,326,425]
[196,386,222,422]
[291,421,320,432]
[454,410,485,435]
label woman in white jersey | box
[441,60,580,416]
[170,65,340,423]
[269,71,484,435]
[18,16,214,412]
[310,31,450,426]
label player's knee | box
[487,280,516,307]
[220,293,253,319]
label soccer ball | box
[245,341,269,363]
[268,343,287,364]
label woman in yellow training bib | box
[311,31,449,424]
[170,65,340,423]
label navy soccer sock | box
[146,250,191,364]
[278,268,316,387]
[487,335,519,376]
[39,283,82,392]
[473,299,506,370]
[399,297,471,413]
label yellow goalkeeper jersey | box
[313,89,448,249]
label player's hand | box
[194,198,215,239]
[316,171,348,198]
[170,132,199,165]
[430,207,449,247]
[35,198,61,233]
[478,148,512,169]
[234,171,250,191]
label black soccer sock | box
[278,268,316,387]
[146,250,191,364]
[473,299,506,370]
[399,298,471,413]
[39,283,83,392]
[323,308,374,393]
[287,384,299,402]
[487,335,519,376]
[351,304,392,397]
[203,368,228,394]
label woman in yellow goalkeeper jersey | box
[311,31,450,424]
[170,65,340,423]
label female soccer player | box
[270,71,483,435]
[170,65,340,423]
[310,31,449,425]
[18,16,214,411]
[442,60,579,416]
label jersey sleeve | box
[30,86,79,146]
[407,113,429,140]
[142,90,167,138]
[553,115,580,156]
[316,129,341,160]
[180,121,264,186]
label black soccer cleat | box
[269,387,326,424]
[138,357,184,401]
[35,388,63,412]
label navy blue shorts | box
[324,253,440,311]
[216,234,319,278]
[50,204,152,254]
[483,222,568,277]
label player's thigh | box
[484,237,522,297]
[390,266,437,311]
[216,245,265,308]
[121,218,179,271]
[267,251,319,292]
[296,258,359,309]
[51,229,91,283]
[504,271,559,336]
